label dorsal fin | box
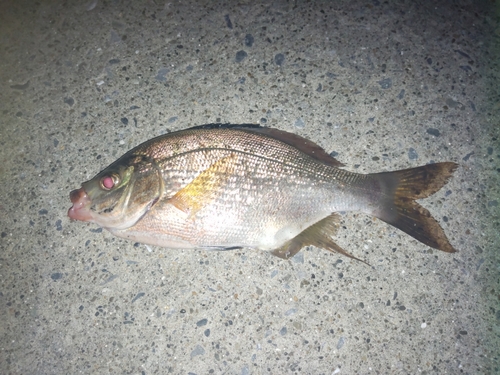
[187,123,261,131]
[243,127,344,168]
[187,124,344,168]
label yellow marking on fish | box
[168,154,237,218]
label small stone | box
[408,148,418,160]
[446,98,462,109]
[455,50,470,59]
[196,319,208,327]
[274,53,285,66]
[155,68,169,82]
[337,337,345,349]
[110,30,121,43]
[294,118,305,128]
[378,78,392,89]
[284,308,297,316]
[10,81,30,90]
[51,273,63,281]
[244,34,254,47]
[292,252,304,264]
[87,0,97,11]
[64,97,75,106]
[224,14,233,29]
[131,292,145,303]
[462,151,474,161]
[426,128,440,137]
[235,50,247,63]
[190,344,205,358]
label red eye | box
[101,176,115,190]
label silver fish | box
[68,124,457,261]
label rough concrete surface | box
[1,0,499,374]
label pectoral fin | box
[271,214,370,265]
[168,154,237,217]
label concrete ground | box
[1,0,499,374]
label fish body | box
[68,124,457,261]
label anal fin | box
[271,214,371,266]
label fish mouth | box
[68,188,93,222]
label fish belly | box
[113,173,342,250]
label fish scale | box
[158,149,333,245]
[68,124,457,262]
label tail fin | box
[373,162,458,253]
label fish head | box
[68,153,162,230]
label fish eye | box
[100,174,119,190]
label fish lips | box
[68,187,93,222]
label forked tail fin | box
[372,162,458,253]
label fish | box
[68,124,458,262]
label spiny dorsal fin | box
[243,127,345,168]
[186,124,344,168]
